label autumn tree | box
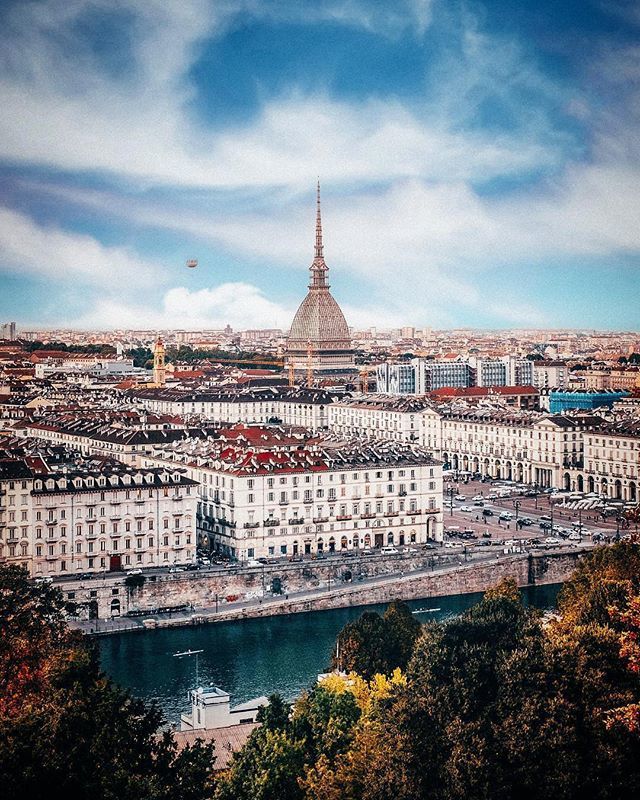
[0,565,217,800]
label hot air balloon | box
[186,259,198,269]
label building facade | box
[144,431,444,558]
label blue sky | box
[0,0,639,331]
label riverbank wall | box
[71,547,586,635]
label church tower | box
[285,183,355,379]
[153,337,166,387]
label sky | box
[0,0,639,333]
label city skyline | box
[1,0,639,332]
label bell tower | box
[153,337,166,386]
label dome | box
[288,290,351,347]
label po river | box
[99,583,561,723]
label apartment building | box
[132,387,343,430]
[144,429,443,559]
[0,461,198,577]
[328,396,430,442]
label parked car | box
[128,568,143,576]
[499,512,513,521]
[472,495,484,501]
[459,505,474,512]
[482,508,494,517]
[35,576,53,584]
[569,532,582,541]
[380,546,399,555]
[519,517,533,526]
[454,494,466,501]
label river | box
[98,583,561,723]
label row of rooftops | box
[150,432,440,476]
[129,386,345,405]
[0,455,196,492]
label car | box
[569,532,581,541]
[539,521,553,530]
[482,508,494,516]
[185,563,200,571]
[539,515,552,522]
[499,513,513,521]
[289,554,303,562]
[380,546,399,555]
[482,531,492,538]
[519,517,533,526]
[128,568,143,575]
[35,576,53,584]
[445,542,462,548]
[246,559,262,567]
[198,558,211,566]
[473,500,485,507]
[454,494,466,501]
[403,546,419,553]
[256,557,269,564]
[472,494,484,501]
[459,505,474,512]
[544,537,560,545]
[486,493,498,500]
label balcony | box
[336,515,352,521]
[408,509,421,515]
[110,500,121,506]
[46,518,58,526]
[134,498,146,505]
[361,513,376,519]
[398,491,407,497]
[288,517,305,525]
[85,530,98,539]
[171,495,183,502]
[243,522,259,529]
[313,516,329,523]
[386,511,399,517]
[263,519,278,528]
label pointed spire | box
[310,179,329,289]
[315,179,323,260]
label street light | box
[446,486,455,517]
[514,500,521,529]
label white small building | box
[180,686,268,731]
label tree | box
[332,601,420,680]
[0,565,217,800]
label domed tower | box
[285,183,355,379]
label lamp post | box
[514,500,521,529]
[446,486,455,517]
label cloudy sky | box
[1,0,639,332]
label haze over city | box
[1,0,639,331]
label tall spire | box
[315,179,323,260]
[310,179,329,289]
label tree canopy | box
[0,565,217,800]
[217,550,640,799]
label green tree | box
[0,565,217,800]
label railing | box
[398,491,407,497]
[361,513,376,519]
[313,517,329,523]
[263,519,278,527]
[336,515,352,521]
[243,522,259,529]
[386,511,399,517]
[288,517,305,525]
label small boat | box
[412,607,441,614]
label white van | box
[380,546,399,555]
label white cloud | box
[0,207,161,288]
[76,282,294,330]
